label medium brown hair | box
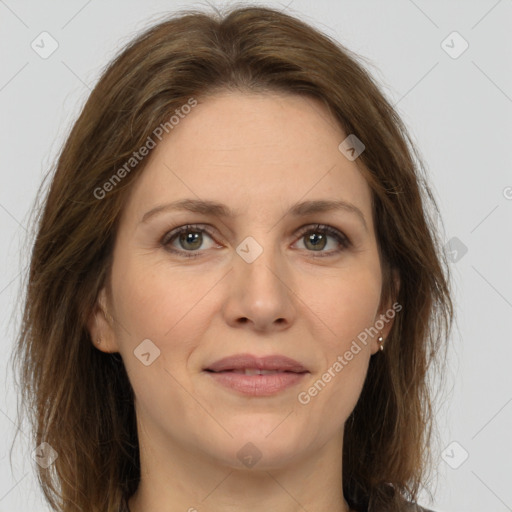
[11,4,453,511]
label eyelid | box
[294,223,351,254]
[160,222,351,258]
[160,223,217,246]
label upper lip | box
[204,354,309,373]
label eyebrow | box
[141,198,368,231]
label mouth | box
[204,353,309,373]
[205,368,305,375]
[203,354,309,396]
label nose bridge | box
[235,230,284,291]
[226,229,295,328]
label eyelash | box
[160,223,351,259]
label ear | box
[371,269,401,354]
[87,287,119,353]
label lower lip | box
[204,371,308,396]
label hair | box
[10,4,454,512]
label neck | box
[127,423,351,512]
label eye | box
[161,224,218,258]
[160,223,351,259]
[293,224,351,257]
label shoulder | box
[401,503,436,512]
[357,501,438,512]
[119,495,130,512]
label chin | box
[205,428,305,471]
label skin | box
[88,91,399,512]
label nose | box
[222,240,297,332]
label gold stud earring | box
[378,332,384,351]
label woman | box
[11,5,453,512]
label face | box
[90,91,397,472]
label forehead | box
[121,91,373,228]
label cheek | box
[298,263,382,349]
[111,253,215,343]
[298,267,380,408]
[109,257,211,412]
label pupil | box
[307,233,325,250]
[181,232,201,249]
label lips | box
[204,354,309,374]
[204,354,309,396]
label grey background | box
[1,1,511,511]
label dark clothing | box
[403,504,434,512]
[119,495,435,511]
